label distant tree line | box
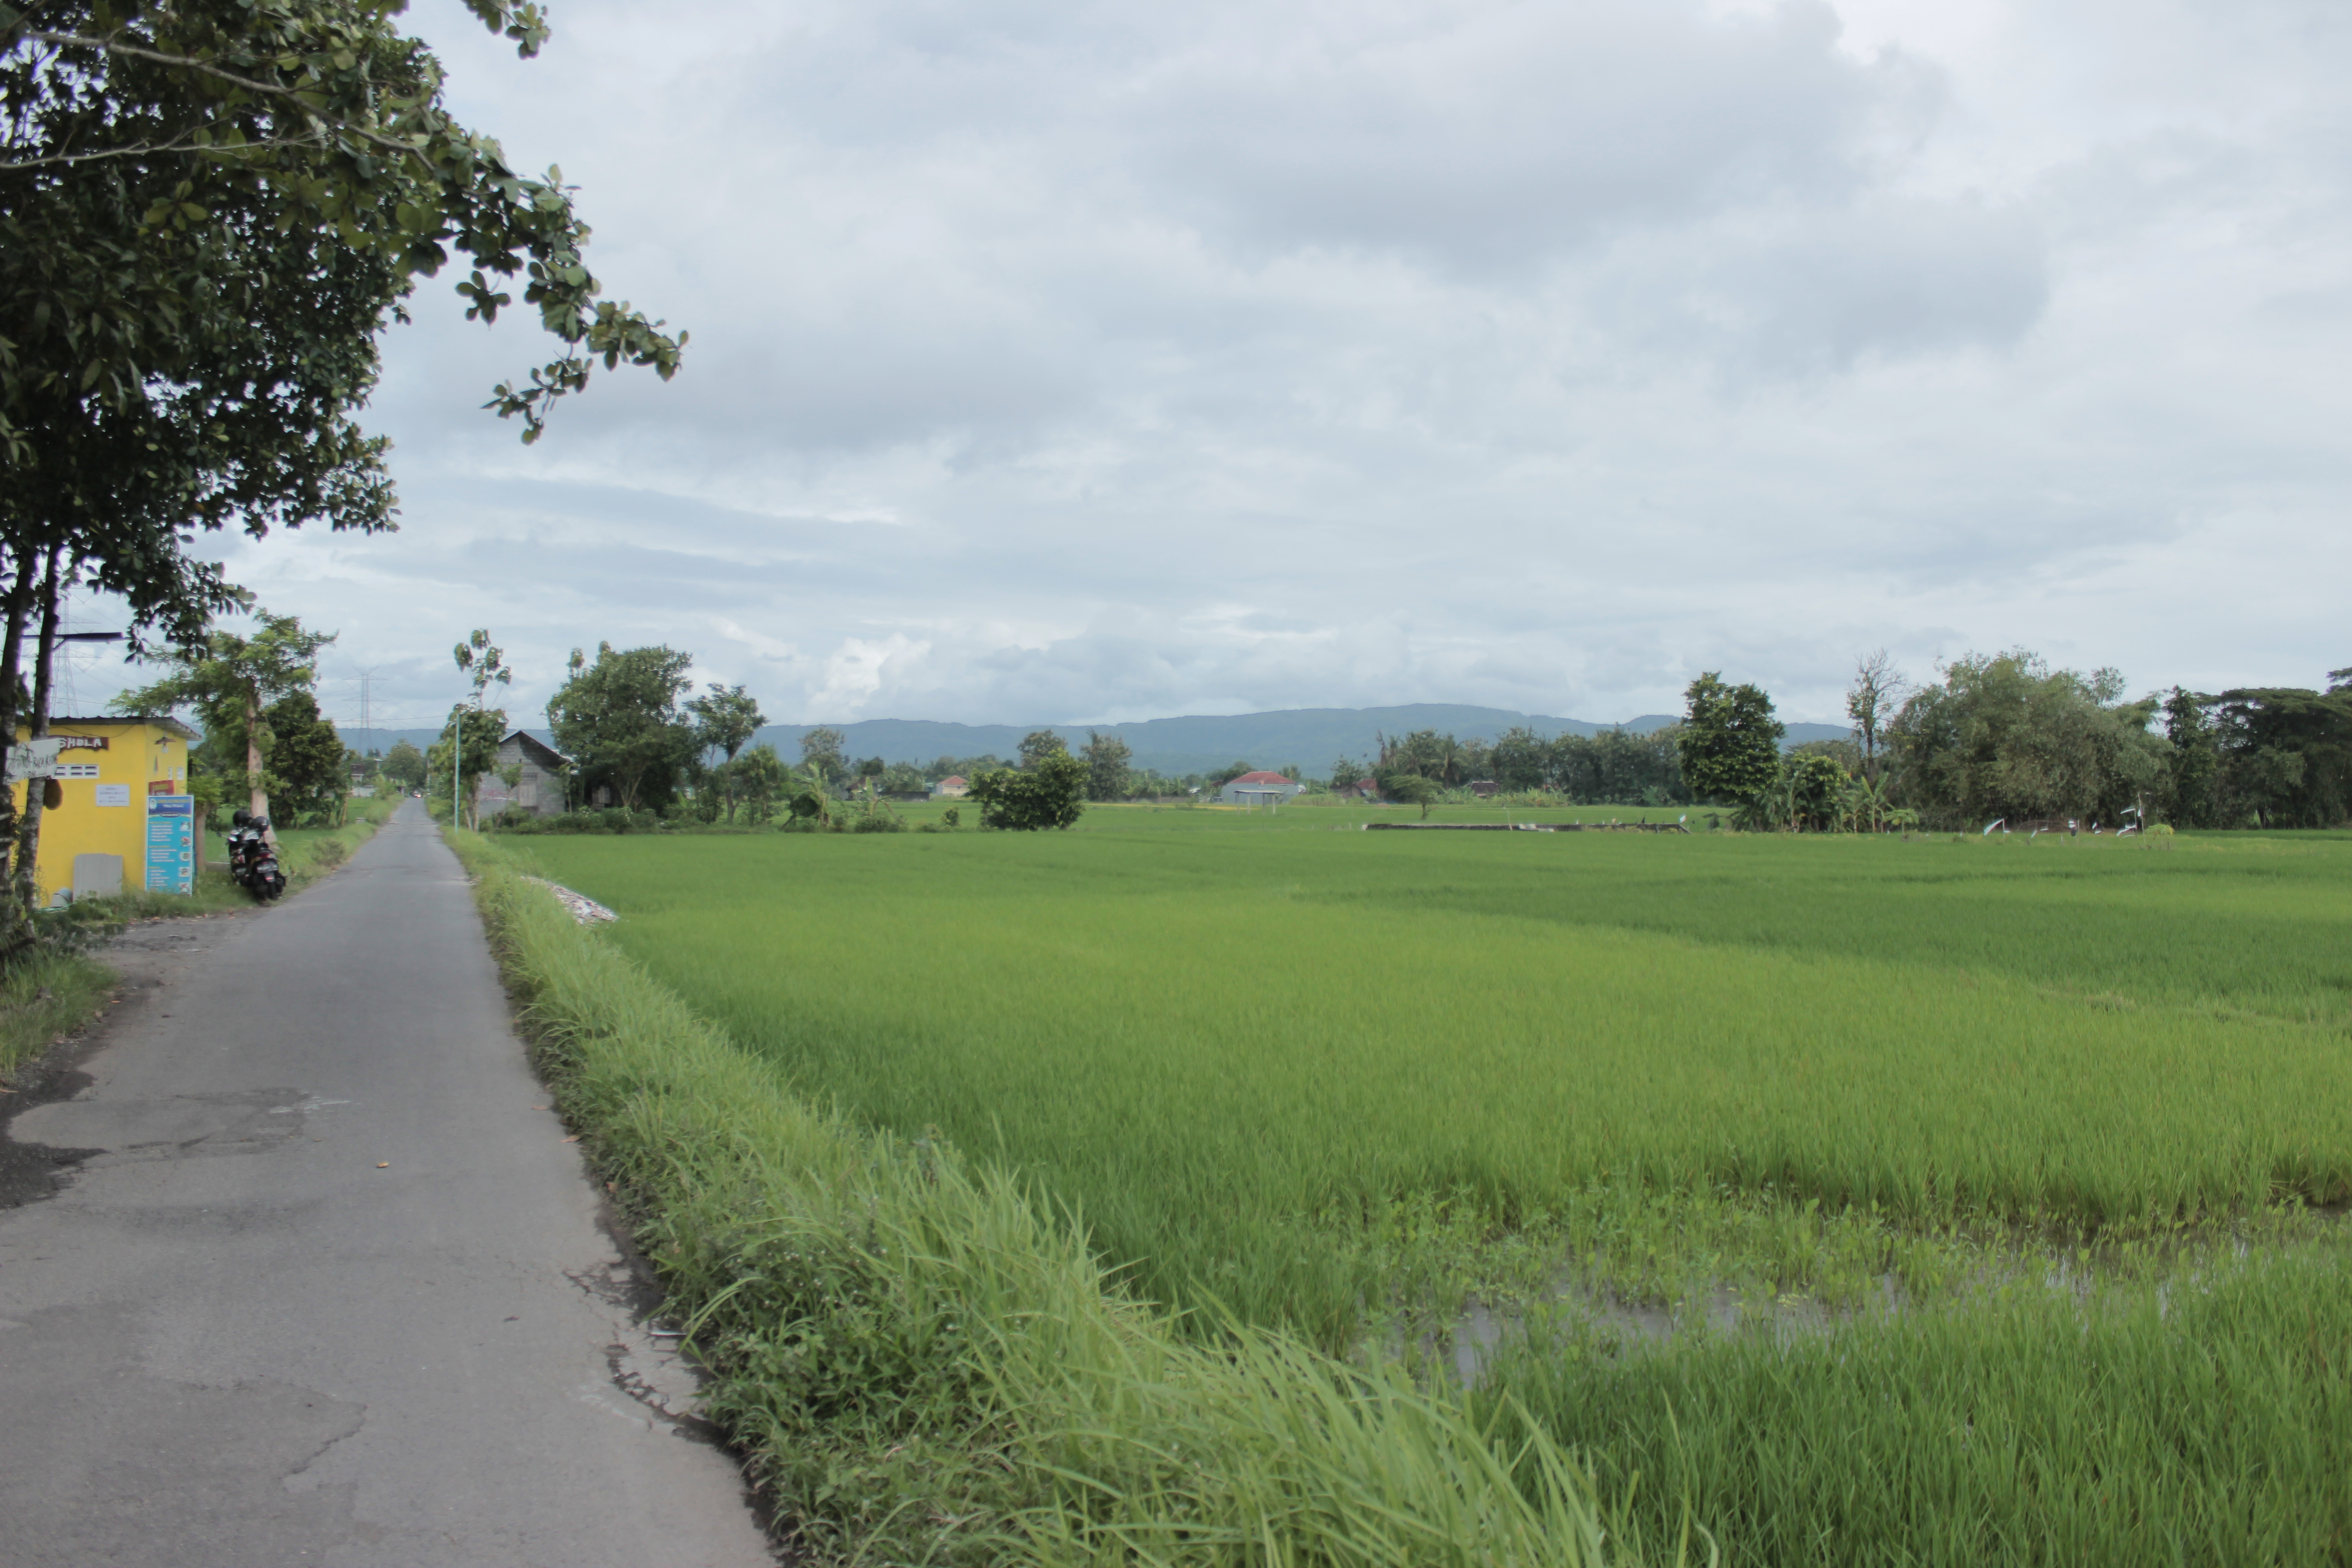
[427,630,2348,836]
[1320,725,1690,808]
[1670,651,2352,832]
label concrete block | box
[72,853,124,901]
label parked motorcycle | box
[226,811,287,902]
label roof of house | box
[499,730,570,767]
[49,714,201,740]
[936,774,967,787]
[1227,771,1297,786]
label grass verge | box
[447,826,1685,1567]
[0,945,116,1087]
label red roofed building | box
[1218,769,1307,806]
[931,774,970,799]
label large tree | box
[380,737,427,793]
[1885,651,2165,829]
[2200,676,2352,829]
[263,689,347,825]
[1018,729,1069,769]
[545,642,695,813]
[112,608,336,823]
[2162,686,2220,828]
[798,726,846,787]
[1080,730,1132,802]
[1,0,681,942]
[1677,674,1784,806]
[445,627,510,827]
[687,683,764,823]
[1846,650,1907,784]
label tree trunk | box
[0,548,45,953]
[12,546,65,915]
[246,688,273,843]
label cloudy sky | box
[63,0,2352,733]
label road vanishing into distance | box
[0,801,773,1567]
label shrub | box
[968,755,1087,831]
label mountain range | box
[341,703,1852,780]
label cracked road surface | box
[0,801,774,1567]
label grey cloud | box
[1126,3,1918,271]
[243,0,2352,734]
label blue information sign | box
[145,795,194,894]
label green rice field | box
[514,808,2352,1563]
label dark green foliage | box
[1485,728,1548,791]
[1017,729,1070,769]
[427,706,506,823]
[263,691,346,824]
[876,760,927,794]
[1678,673,1784,805]
[2,0,679,947]
[2162,686,2220,828]
[923,753,1007,784]
[1375,729,1476,784]
[1784,751,1848,831]
[1477,724,1688,804]
[1887,652,2166,829]
[687,684,764,765]
[969,754,1087,830]
[111,609,334,818]
[380,739,428,793]
[1551,727,1689,805]
[545,642,696,813]
[1208,759,1254,788]
[2,0,683,457]
[798,726,847,785]
[1081,729,1132,801]
[726,744,788,825]
[2202,681,2352,828]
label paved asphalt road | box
[0,801,774,1567]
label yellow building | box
[10,716,198,906]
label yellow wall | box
[10,721,192,905]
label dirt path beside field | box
[0,799,773,1568]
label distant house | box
[487,730,571,818]
[931,774,970,799]
[1468,780,1499,799]
[1330,776,1381,802]
[1218,770,1307,807]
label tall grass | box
[0,946,114,1086]
[1477,1246,2352,1566]
[521,826,2352,1340]
[452,832,1656,1566]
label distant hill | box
[343,704,1850,780]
